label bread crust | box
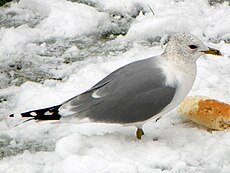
[177,96,230,130]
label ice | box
[0,0,114,89]
[1,0,230,172]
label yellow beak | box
[202,47,222,56]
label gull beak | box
[201,47,222,56]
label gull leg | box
[136,128,145,140]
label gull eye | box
[189,45,198,49]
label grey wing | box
[59,57,176,124]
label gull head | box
[163,33,222,63]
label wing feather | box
[59,57,176,123]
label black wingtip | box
[9,114,14,117]
[22,105,62,120]
[9,105,62,122]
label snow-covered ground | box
[0,0,230,172]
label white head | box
[163,33,221,63]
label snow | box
[0,0,230,172]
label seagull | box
[9,33,221,139]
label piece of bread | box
[177,96,230,130]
